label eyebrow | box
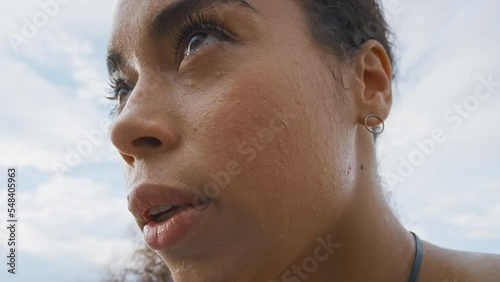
[106,0,257,76]
[106,50,123,76]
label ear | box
[350,40,393,127]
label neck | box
[316,179,415,281]
[276,127,417,282]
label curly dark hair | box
[299,0,396,78]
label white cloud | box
[379,0,500,172]
[0,56,118,171]
[0,0,118,51]
[378,0,500,251]
[13,176,135,265]
[0,1,134,280]
[406,181,500,241]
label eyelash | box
[171,12,226,58]
[105,12,226,115]
[105,77,131,115]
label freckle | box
[361,165,364,170]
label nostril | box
[132,136,162,148]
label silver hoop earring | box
[364,114,385,135]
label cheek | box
[184,54,351,236]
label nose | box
[109,105,179,166]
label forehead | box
[108,0,168,50]
[109,0,256,41]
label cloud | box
[15,175,135,265]
[377,0,500,251]
[0,0,118,51]
[0,56,118,171]
[378,0,500,179]
[0,1,135,280]
[0,12,123,173]
[406,181,500,244]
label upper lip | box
[128,182,207,226]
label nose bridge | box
[109,69,179,165]
[132,64,169,107]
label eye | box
[172,13,227,62]
[116,86,131,104]
[113,81,132,105]
[185,32,222,57]
[107,78,133,107]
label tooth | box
[150,205,174,216]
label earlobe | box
[352,40,393,126]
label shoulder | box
[418,240,500,282]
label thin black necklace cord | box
[408,232,423,282]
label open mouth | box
[148,204,195,222]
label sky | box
[0,0,499,281]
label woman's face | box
[108,0,359,280]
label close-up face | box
[3,0,500,281]
[107,0,383,280]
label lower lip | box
[143,202,210,250]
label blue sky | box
[0,0,499,281]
